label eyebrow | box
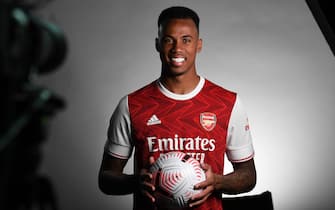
[162,34,194,39]
[182,35,193,39]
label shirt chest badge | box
[200,112,217,131]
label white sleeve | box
[226,95,255,163]
[104,95,133,159]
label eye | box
[182,37,191,43]
[163,37,173,44]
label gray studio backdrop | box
[34,0,335,209]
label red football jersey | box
[105,77,254,210]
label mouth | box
[170,57,185,66]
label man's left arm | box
[189,158,256,207]
[190,94,257,207]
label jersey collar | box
[157,76,205,101]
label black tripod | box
[0,86,65,210]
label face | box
[156,18,202,77]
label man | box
[99,6,256,210]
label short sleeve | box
[226,95,255,163]
[104,96,133,159]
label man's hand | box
[189,163,216,207]
[139,156,156,203]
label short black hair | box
[158,6,200,32]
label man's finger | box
[149,156,155,165]
[189,193,210,207]
[141,189,156,203]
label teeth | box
[172,57,185,62]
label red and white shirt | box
[105,76,254,210]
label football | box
[150,151,206,208]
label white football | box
[150,151,206,208]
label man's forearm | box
[214,160,256,195]
[214,171,256,195]
[99,171,139,195]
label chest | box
[129,95,232,152]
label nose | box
[171,40,182,53]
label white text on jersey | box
[147,134,216,152]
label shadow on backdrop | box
[306,0,335,56]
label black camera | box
[0,1,67,209]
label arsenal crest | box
[200,112,217,131]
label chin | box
[168,69,188,77]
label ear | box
[155,37,161,52]
[197,38,203,53]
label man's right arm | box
[98,152,138,195]
[99,95,139,195]
[98,152,156,202]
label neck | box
[159,74,200,95]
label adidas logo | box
[147,114,161,126]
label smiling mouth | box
[172,57,185,62]
[170,57,186,66]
